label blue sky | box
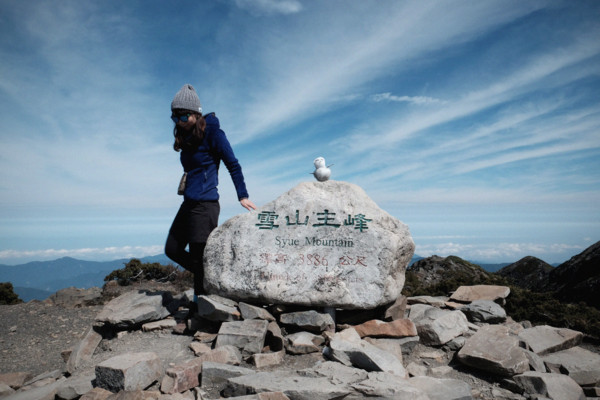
[0,0,598,265]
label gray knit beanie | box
[171,84,202,113]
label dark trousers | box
[165,200,219,295]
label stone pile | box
[1,284,599,400]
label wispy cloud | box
[234,0,302,15]
[228,1,548,143]
[415,242,585,263]
[371,93,444,105]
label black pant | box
[165,200,219,295]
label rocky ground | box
[1,281,599,399]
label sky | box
[0,0,599,265]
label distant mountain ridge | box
[0,254,172,302]
[1,245,595,304]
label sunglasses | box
[171,112,192,123]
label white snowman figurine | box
[312,157,332,182]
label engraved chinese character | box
[260,253,272,265]
[338,255,353,266]
[274,254,288,264]
[355,255,367,266]
[285,210,309,226]
[345,213,372,232]
[255,211,279,229]
[312,209,341,228]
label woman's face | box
[172,110,197,131]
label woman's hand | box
[240,198,257,211]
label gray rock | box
[444,336,467,351]
[513,371,585,400]
[1,377,66,400]
[542,346,600,386]
[323,328,407,377]
[409,376,473,400]
[0,383,14,397]
[56,373,94,400]
[0,372,33,389]
[161,345,243,394]
[351,372,429,399]
[95,352,162,392]
[523,349,547,372]
[304,361,368,384]
[66,326,103,374]
[396,335,421,355]
[95,290,171,329]
[215,319,269,357]
[239,302,276,321]
[460,300,506,323]
[285,331,325,354]
[407,295,448,307]
[406,362,428,377]
[363,337,404,362]
[384,295,407,320]
[201,361,255,388]
[196,294,241,322]
[518,325,583,355]
[204,181,415,309]
[413,308,470,346]
[47,287,102,308]
[142,318,177,332]
[449,285,510,303]
[224,371,351,399]
[407,303,434,322]
[457,325,529,377]
[251,321,286,368]
[279,310,334,333]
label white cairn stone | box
[312,157,332,182]
[204,181,415,309]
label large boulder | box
[204,181,414,309]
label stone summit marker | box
[204,181,415,309]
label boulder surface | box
[204,181,414,309]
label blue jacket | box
[180,113,249,202]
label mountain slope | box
[496,256,554,291]
[547,241,600,308]
[403,255,504,296]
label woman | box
[165,84,256,299]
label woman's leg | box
[165,202,193,271]
[189,242,206,295]
[188,201,220,295]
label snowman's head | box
[313,157,326,168]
